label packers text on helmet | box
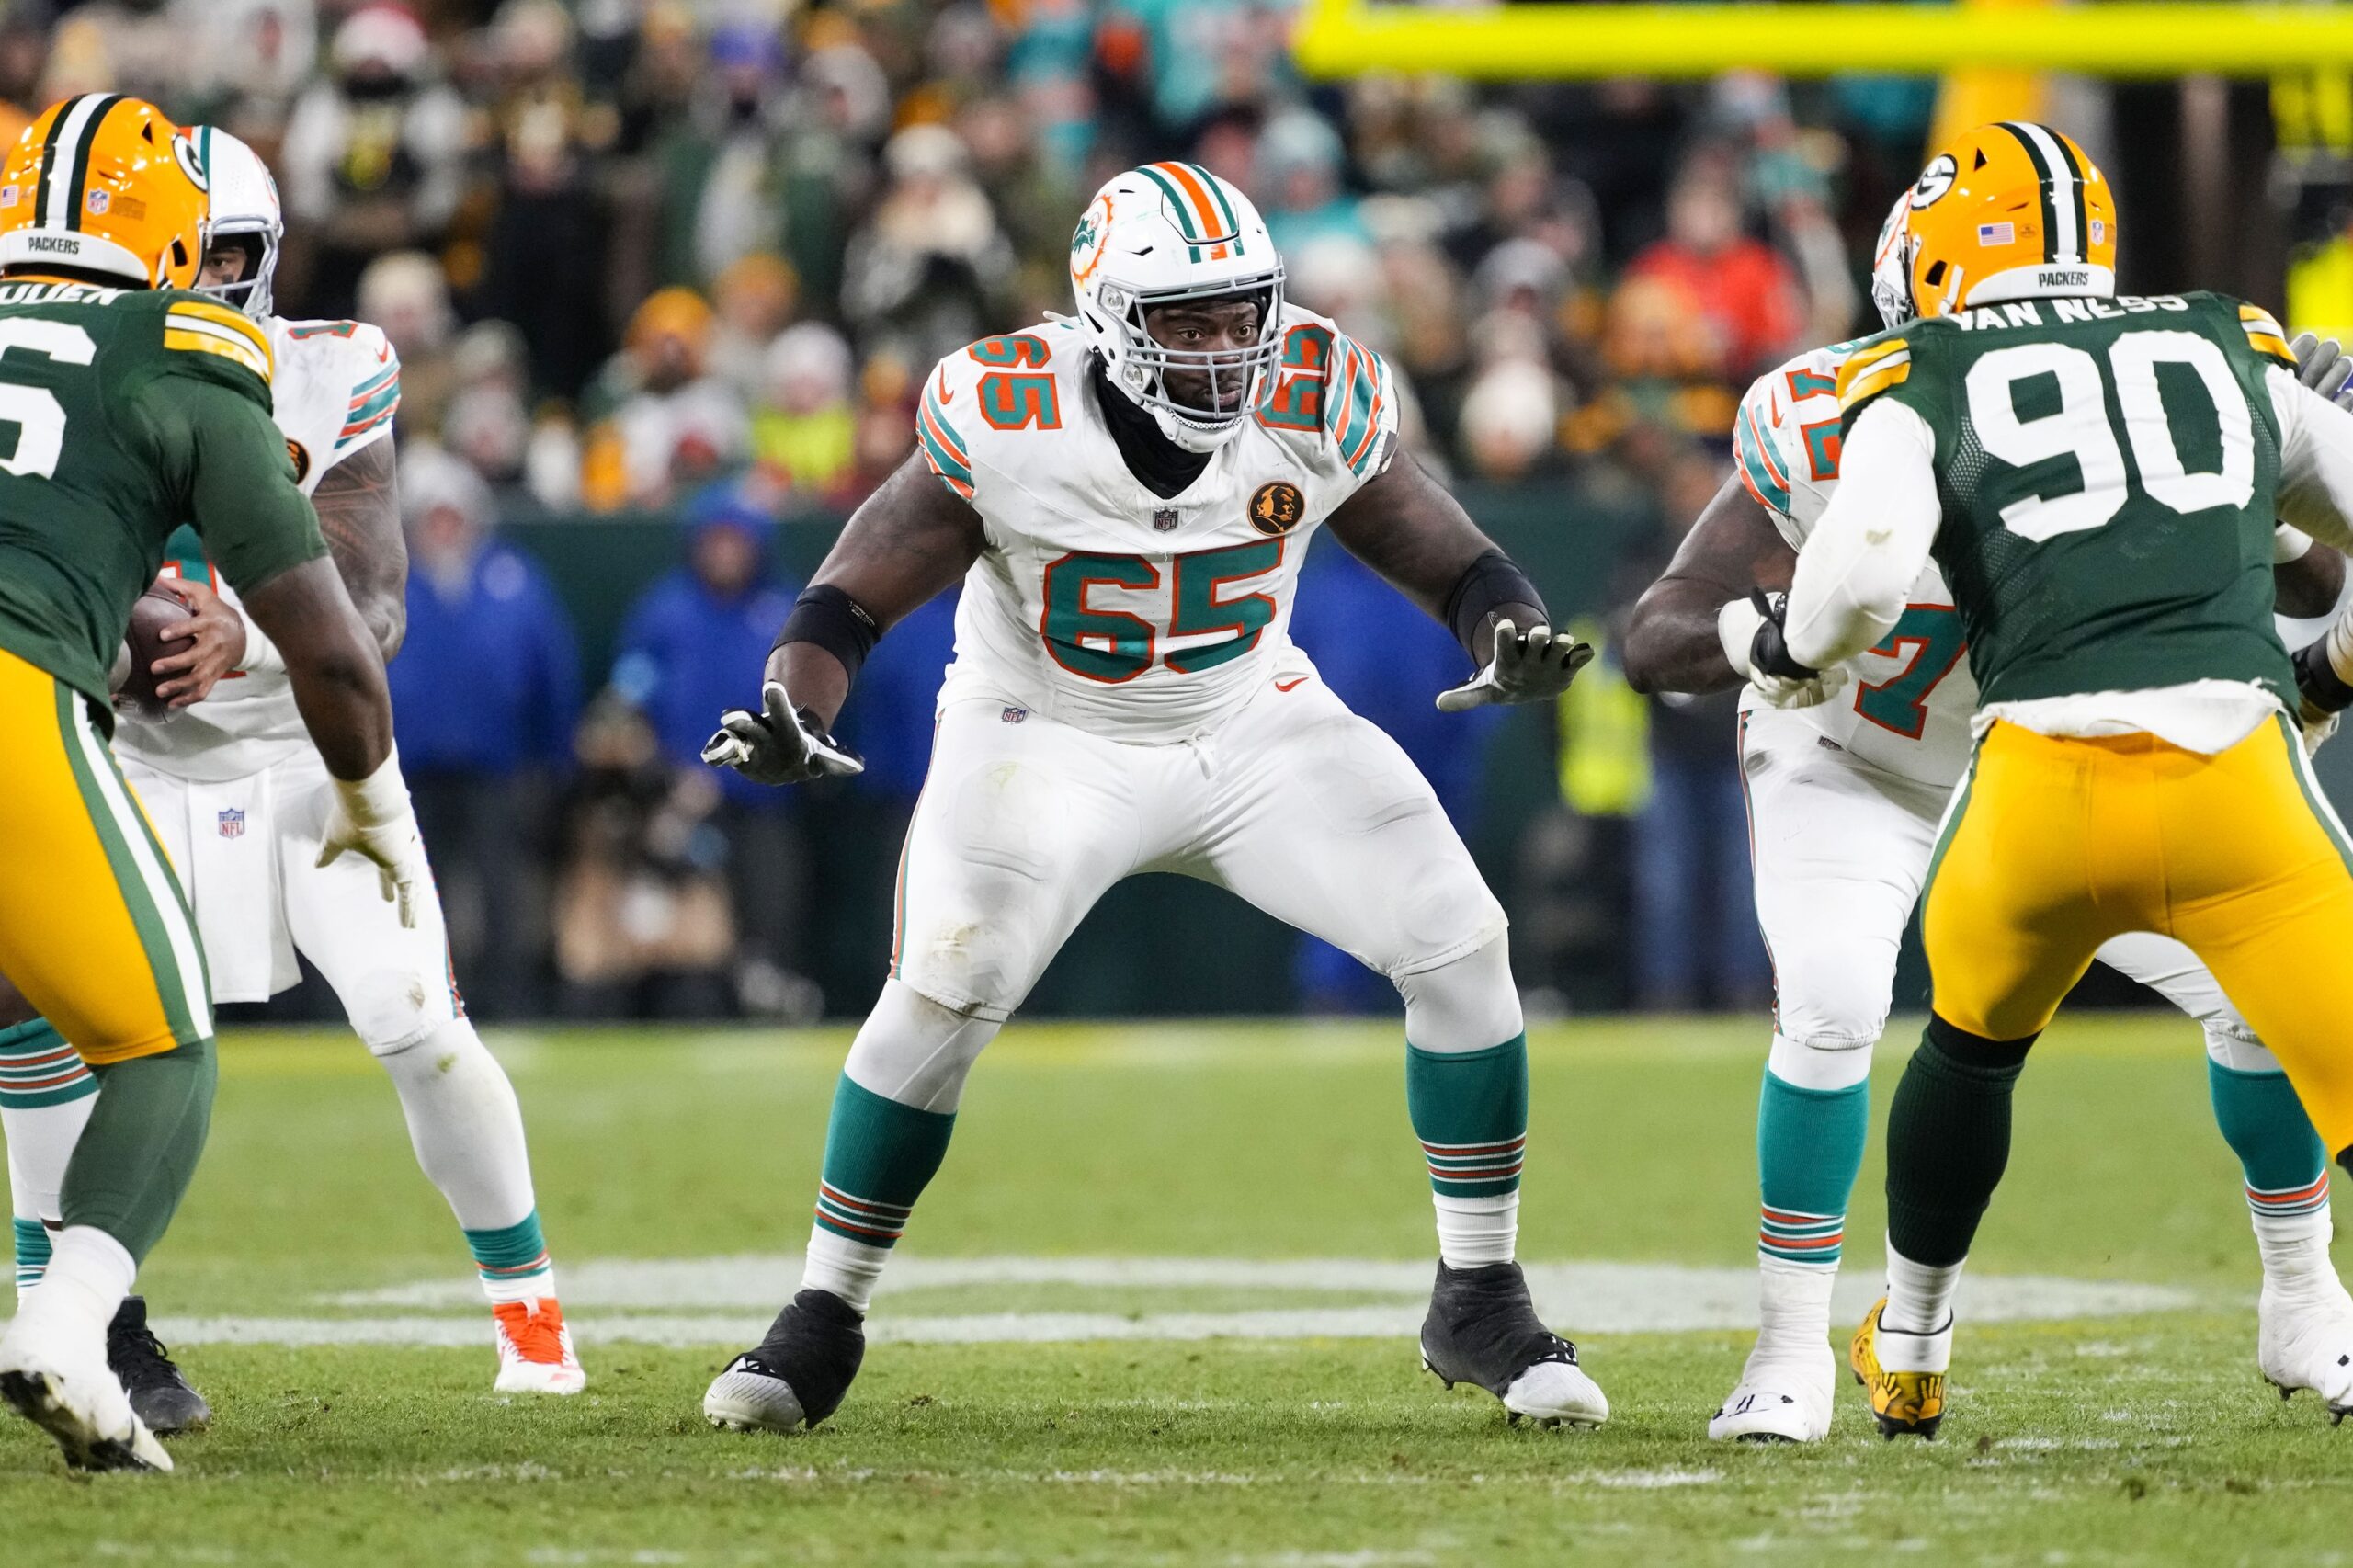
[0,95,210,290]
[1901,121,2116,320]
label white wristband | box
[236,613,284,676]
[331,744,411,825]
[2329,611,2353,687]
[2275,526,2315,566]
[1715,598,1764,680]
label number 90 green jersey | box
[0,278,325,712]
[1836,291,2300,714]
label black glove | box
[701,682,866,787]
[2293,635,2353,722]
[1747,589,1822,682]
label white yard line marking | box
[99,1256,2211,1348]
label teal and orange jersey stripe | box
[917,380,975,501]
[1137,161,1245,262]
[1758,1204,1843,1265]
[2246,1172,2330,1221]
[1733,402,1792,517]
[814,1182,916,1246]
[1420,1132,1525,1196]
[1327,335,1391,478]
[337,360,401,448]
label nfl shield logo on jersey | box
[217,808,245,840]
[1152,506,1178,532]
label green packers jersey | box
[0,279,324,709]
[1838,290,2299,712]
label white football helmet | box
[1870,190,1914,332]
[1070,162,1285,451]
[189,126,282,319]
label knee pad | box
[1767,1030,1875,1092]
[1765,944,1895,1059]
[343,967,452,1057]
[1396,935,1524,1054]
[843,981,1002,1113]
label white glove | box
[315,746,424,928]
[1718,597,1850,710]
[1436,619,1596,711]
[701,681,865,785]
[2303,710,2340,760]
[2291,332,2353,410]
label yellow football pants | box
[1923,715,2353,1156]
[0,647,210,1064]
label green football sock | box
[1883,1017,2033,1270]
[59,1035,216,1265]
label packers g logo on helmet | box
[1902,121,2116,320]
[0,95,211,290]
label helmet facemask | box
[1097,266,1285,451]
[1869,194,1916,333]
[199,225,277,318]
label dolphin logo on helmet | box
[185,126,283,319]
[1070,162,1286,453]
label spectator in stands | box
[1256,109,1368,256]
[609,483,813,1017]
[708,252,800,405]
[552,696,736,1020]
[1622,147,1803,385]
[357,249,459,435]
[392,447,583,1017]
[278,4,469,320]
[581,286,748,511]
[841,122,1015,374]
[475,0,617,403]
[751,322,858,502]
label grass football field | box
[5,1012,2350,1566]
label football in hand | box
[115,583,194,721]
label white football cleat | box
[493,1299,586,1395]
[0,1302,170,1472]
[2258,1279,2353,1420]
[1498,1356,1610,1429]
[1709,1342,1836,1442]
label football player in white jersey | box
[1622,195,2353,1441]
[0,130,583,1426]
[699,163,1599,1434]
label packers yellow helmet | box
[1900,121,2116,319]
[0,95,210,290]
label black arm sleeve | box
[773,583,883,686]
[1440,549,1548,656]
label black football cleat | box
[703,1289,866,1432]
[107,1297,210,1436]
[1418,1260,1608,1428]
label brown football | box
[116,584,193,721]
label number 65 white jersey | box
[1733,340,1979,787]
[917,306,1399,742]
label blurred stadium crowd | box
[12,0,1953,1021]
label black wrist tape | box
[774,584,881,686]
[1442,549,1547,656]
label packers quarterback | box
[1622,188,2353,1443]
[0,128,582,1437]
[0,94,421,1471]
[701,163,1597,1434]
[1756,121,2353,1437]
